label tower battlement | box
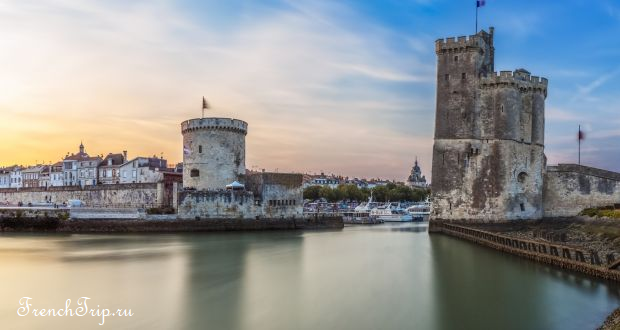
[435,28,494,54]
[480,70,548,95]
[181,118,248,135]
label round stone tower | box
[181,117,248,190]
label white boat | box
[370,203,413,222]
[346,194,382,223]
[407,198,431,222]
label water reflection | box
[1,225,619,330]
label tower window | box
[190,169,200,177]
[454,55,458,62]
[445,74,449,81]
[520,203,525,212]
[462,73,466,80]
[198,145,202,153]
[500,105,504,113]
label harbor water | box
[1,223,619,330]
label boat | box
[370,202,413,222]
[406,198,431,222]
[343,194,382,224]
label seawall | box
[544,164,620,217]
[429,221,620,282]
[0,183,168,208]
[0,216,344,233]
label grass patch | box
[579,207,620,219]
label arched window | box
[518,172,528,184]
[190,169,200,177]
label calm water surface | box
[1,223,619,330]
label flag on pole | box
[578,129,585,140]
[477,0,485,7]
[183,145,191,156]
[202,97,209,110]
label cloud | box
[0,0,433,180]
[546,107,584,122]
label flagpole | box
[578,124,581,165]
[475,2,478,34]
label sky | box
[1,0,619,181]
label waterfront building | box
[119,156,168,184]
[9,166,23,188]
[63,142,102,187]
[0,168,10,188]
[49,162,64,187]
[303,173,341,189]
[98,152,127,184]
[22,166,46,188]
[38,166,51,188]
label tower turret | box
[181,117,247,190]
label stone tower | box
[181,117,247,190]
[431,28,548,221]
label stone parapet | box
[181,118,248,135]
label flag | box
[183,146,191,155]
[202,97,209,110]
[578,129,585,141]
[477,0,485,7]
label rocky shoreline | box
[599,307,620,330]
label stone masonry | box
[544,164,620,217]
[431,27,548,221]
[182,118,247,190]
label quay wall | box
[0,183,164,208]
[544,164,620,217]
[429,221,620,281]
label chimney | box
[123,150,128,162]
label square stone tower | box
[431,28,548,221]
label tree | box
[372,186,389,202]
[303,185,322,201]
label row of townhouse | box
[0,142,181,189]
[302,172,392,190]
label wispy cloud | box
[0,0,433,180]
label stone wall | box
[543,164,620,217]
[431,27,548,222]
[432,139,545,221]
[178,172,303,220]
[246,172,303,218]
[0,183,162,208]
[177,190,262,219]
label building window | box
[199,145,202,153]
[454,55,458,62]
[520,203,525,212]
[190,169,200,177]
[500,104,504,113]
[444,74,449,81]
[462,72,466,80]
